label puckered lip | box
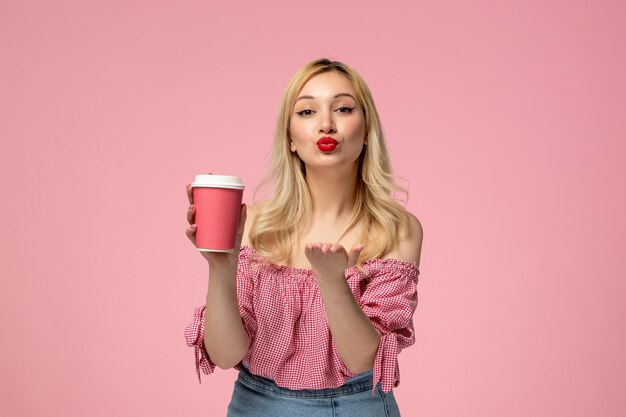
[317,136,338,145]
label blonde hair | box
[249,58,410,268]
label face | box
[289,71,367,173]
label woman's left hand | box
[305,243,365,284]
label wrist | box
[207,252,238,270]
[316,275,350,297]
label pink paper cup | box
[191,174,245,252]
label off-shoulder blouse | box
[184,245,419,394]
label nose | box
[318,110,336,134]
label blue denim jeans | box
[227,365,401,417]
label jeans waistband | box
[237,365,374,398]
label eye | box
[296,109,315,116]
[336,106,355,113]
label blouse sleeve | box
[359,261,420,393]
[184,247,257,383]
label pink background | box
[2,0,625,416]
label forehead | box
[297,71,357,98]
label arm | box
[203,260,250,369]
[316,276,381,374]
[203,204,262,369]
[185,184,251,369]
[306,213,423,374]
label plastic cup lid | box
[191,174,245,189]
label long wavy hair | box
[249,58,410,268]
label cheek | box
[289,118,312,139]
[344,117,366,138]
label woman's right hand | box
[185,183,247,269]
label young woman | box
[185,58,423,416]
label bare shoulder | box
[241,201,267,247]
[383,211,423,267]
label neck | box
[304,162,358,223]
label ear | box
[289,141,296,152]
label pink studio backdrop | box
[1,1,625,416]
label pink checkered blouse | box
[184,244,419,394]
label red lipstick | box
[317,137,338,152]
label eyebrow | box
[295,93,357,102]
